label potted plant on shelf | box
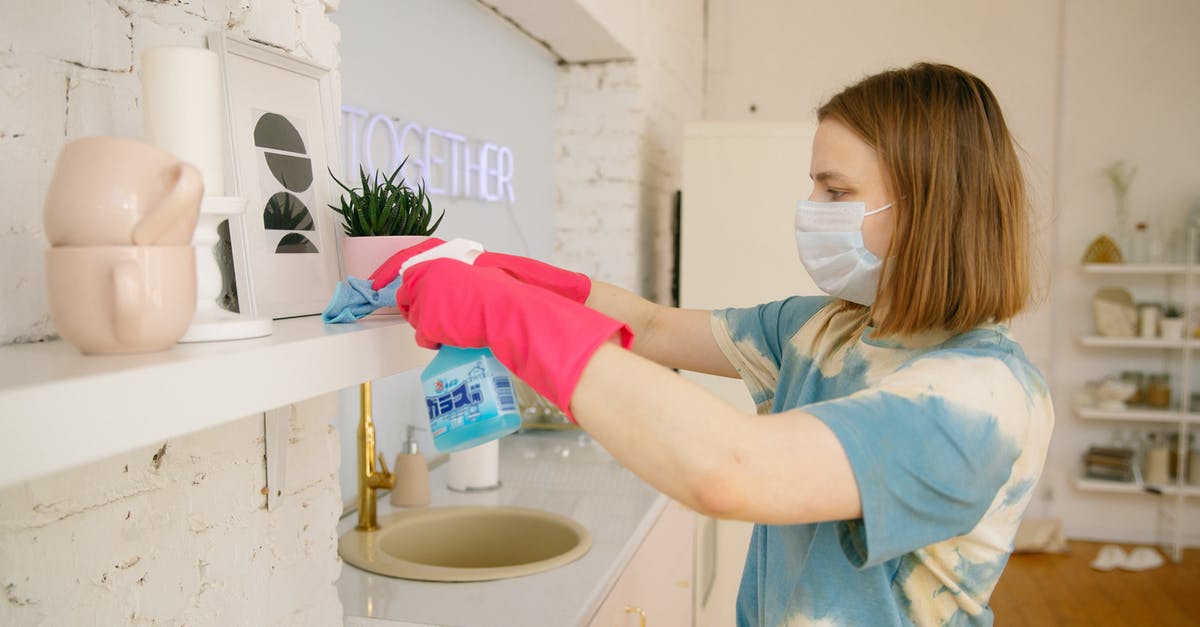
[1160,304,1185,339]
[329,157,444,314]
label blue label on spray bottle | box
[421,346,521,452]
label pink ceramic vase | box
[339,235,430,316]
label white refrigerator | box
[680,121,821,627]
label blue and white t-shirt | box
[712,296,1053,627]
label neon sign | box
[341,105,515,204]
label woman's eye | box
[828,189,847,200]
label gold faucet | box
[356,381,393,531]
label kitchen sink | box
[338,505,591,582]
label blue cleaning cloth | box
[322,275,404,324]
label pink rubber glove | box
[395,258,631,418]
[367,238,446,286]
[473,251,591,303]
[370,239,592,303]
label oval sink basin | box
[339,505,591,582]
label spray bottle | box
[401,239,522,452]
[421,346,522,453]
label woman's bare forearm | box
[570,343,862,524]
[586,281,738,377]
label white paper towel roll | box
[447,439,500,491]
[140,46,226,195]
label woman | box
[371,62,1053,626]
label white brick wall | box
[554,61,643,292]
[551,0,704,303]
[0,394,343,626]
[0,0,341,346]
[0,2,347,624]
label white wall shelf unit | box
[0,315,432,489]
[1082,263,1188,276]
[1077,336,1191,349]
[1074,476,1200,499]
[1073,235,1197,562]
[1073,405,1200,424]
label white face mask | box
[794,199,892,306]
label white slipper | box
[1120,547,1164,571]
[1090,544,1127,571]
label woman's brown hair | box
[818,62,1031,336]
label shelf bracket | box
[264,404,293,511]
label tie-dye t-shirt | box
[711,296,1053,627]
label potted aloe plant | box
[330,157,445,314]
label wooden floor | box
[990,540,1200,626]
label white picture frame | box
[208,32,342,320]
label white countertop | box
[336,430,668,627]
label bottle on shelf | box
[1189,442,1200,486]
[1129,221,1150,263]
[1147,222,1165,264]
[1189,203,1200,263]
[1137,302,1161,339]
[1168,431,1195,482]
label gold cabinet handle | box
[624,606,646,627]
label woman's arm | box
[394,259,854,524]
[571,342,862,524]
[370,240,738,377]
[586,281,739,378]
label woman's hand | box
[395,258,631,418]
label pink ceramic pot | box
[339,235,430,315]
[46,245,196,354]
[43,136,203,246]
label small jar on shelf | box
[1145,373,1171,409]
[1143,430,1171,485]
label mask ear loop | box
[861,202,894,326]
[862,202,893,217]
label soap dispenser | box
[390,425,431,507]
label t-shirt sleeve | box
[801,351,1032,568]
[711,296,831,413]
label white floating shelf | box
[1081,263,1189,275]
[0,315,434,488]
[1074,405,1200,424]
[1078,336,1191,349]
[1075,476,1200,498]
